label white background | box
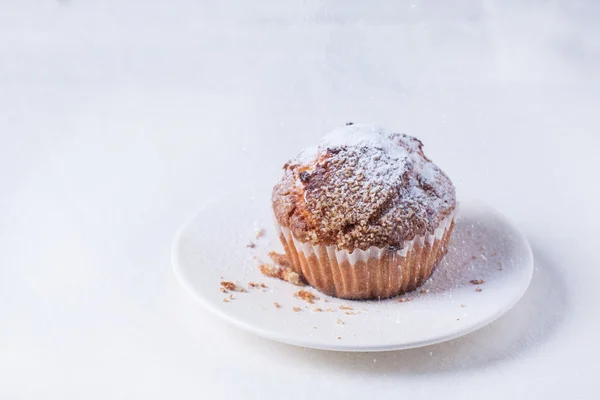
[1,0,599,398]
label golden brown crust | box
[272,126,456,252]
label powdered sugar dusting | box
[294,145,319,165]
[321,123,398,149]
[294,123,405,164]
[273,124,456,251]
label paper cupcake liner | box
[275,212,455,300]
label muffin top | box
[272,124,456,252]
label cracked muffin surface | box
[272,123,456,252]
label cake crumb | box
[313,307,323,312]
[255,229,266,239]
[293,307,302,312]
[397,298,411,303]
[337,336,342,340]
[339,305,353,310]
[336,318,345,325]
[313,326,317,329]
[223,298,229,303]
[280,268,303,285]
[362,308,367,312]
[295,290,319,304]
[325,308,335,312]
[268,251,292,268]
[221,281,236,291]
[470,279,485,285]
[419,289,429,294]
[220,281,246,292]
[345,311,357,315]
[246,242,256,249]
[475,287,482,292]
[460,304,466,308]
[248,281,267,290]
[259,264,304,286]
[228,294,234,300]
[273,302,281,309]
[457,318,460,321]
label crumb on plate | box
[220,281,246,292]
[221,281,236,291]
[259,264,304,286]
[294,290,319,304]
[268,251,292,268]
[470,279,485,285]
[248,281,267,289]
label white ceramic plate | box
[172,188,533,352]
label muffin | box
[272,123,456,300]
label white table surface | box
[1,1,599,398]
